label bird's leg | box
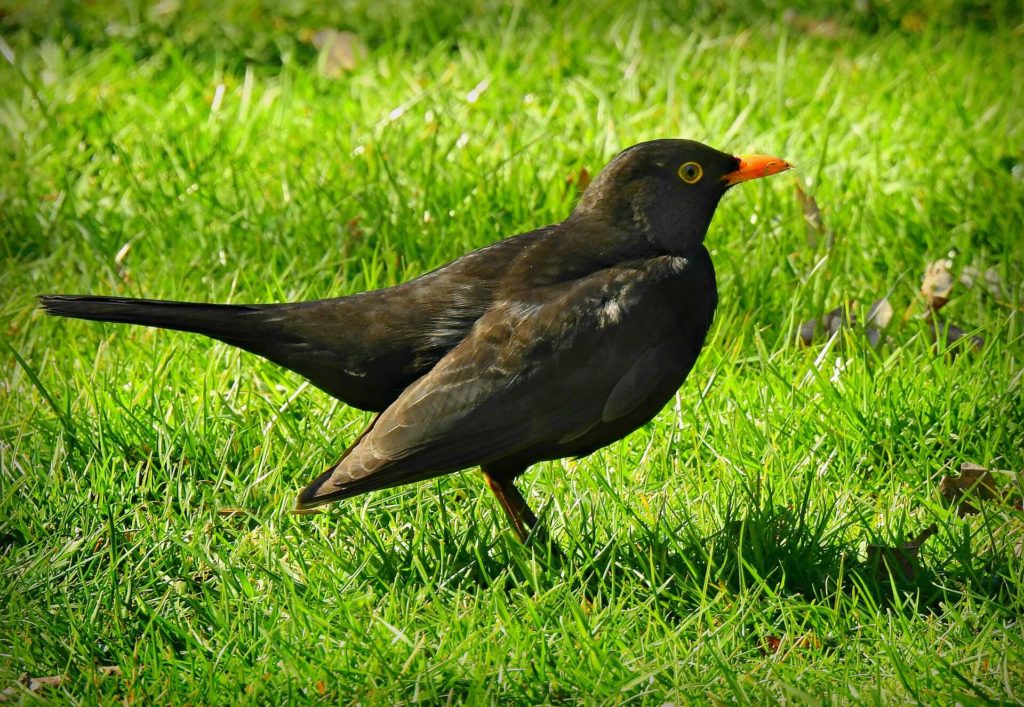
[481,468,567,564]
[481,472,565,562]
[482,472,537,543]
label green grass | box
[2,0,1023,702]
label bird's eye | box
[678,161,703,184]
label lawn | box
[2,0,1023,702]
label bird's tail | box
[38,293,386,407]
[38,295,272,342]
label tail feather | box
[37,293,393,409]
[38,295,269,340]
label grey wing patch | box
[601,344,675,422]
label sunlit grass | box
[2,0,1022,702]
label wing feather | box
[298,254,711,507]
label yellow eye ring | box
[678,161,703,183]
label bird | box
[40,139,791,543]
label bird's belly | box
[554,308,714,465]
[555,360,690,458]
[494,340,699,472]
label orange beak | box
[723,154,793,186]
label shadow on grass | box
[265,480,1022,626]
[298,493,853,601]
[558,503,1021,617]
[558,500,854,609]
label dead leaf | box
[959,265,1004,299]
[822,304,849,337]
[868,543,920,582]
[340,216,365,259]
[927,313,984,355]
[796,303,853,346]
[794,183,832,249]
[566,167,591,193]
[866,298,893,329]
[759,633,820,657]
[114,241,132,266]
[308,29,366,77]
[867,523,937,582]
[940,463,1000,516]
[865,298,893,347]
[959,265,979,288]
[794,634,821,650]
[983,267,1004,299]
[345,216,364,240]
[797,317,818,347]
[1,674,64,702]
[760,635,782,655]
[921,259,954,311]
[906,523,939,548]
[217,507,248,517]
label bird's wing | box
[231,228,554,410]
[298,251,715,507]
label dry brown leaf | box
[340,216,365,259]
[821,304,849,337]
[794,183,832,249]
[1,674,64,702]
[921,259,954,311]
[760,635,782,655]
[866,298,893,329]
[217,507,248,517]
[940,463,1000,516]
[867,544,918,581]
[345,216,364,241]
[983,267,1005,299]
[959,265,979,288]
[114,241,132,266]
[867,523,937,582]
[797,304,853,346]
[566,167,591,193]
[927,313,984,355]
[865,298,893,347]
[959,265,1004,299]
[797,317,819,347]
[794,634,821,650]
[758,633,821,657]
[309,29,366,77]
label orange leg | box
[483,472,537,543]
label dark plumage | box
[40,139,791,542]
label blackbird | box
[40,139,790,542]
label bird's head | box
[572,139,791,253]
